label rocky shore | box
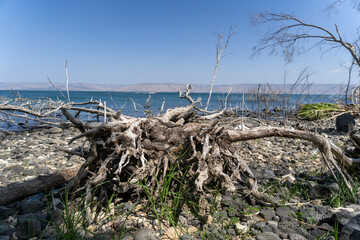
[0,117,359,240]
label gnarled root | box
[64,106,359,222]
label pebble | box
[256,231,281,240]
[260,209,276,221]
[0,127,83,186]
[134,228,157,240]
[187,226,198,235]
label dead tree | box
[204,25,236,112]
[252,12,360,67]
[327,0,360,12]
[252,11,360,105]
[340,60,356,104]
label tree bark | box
[0,166,79,206]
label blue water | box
[0,90,340,129]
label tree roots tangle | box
[64,105,359,222]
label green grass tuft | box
[297,103,343,120]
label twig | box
[47,76,68,101]
[205,25,236,111]
[65,60,71,102]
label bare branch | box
[252,12,360,67]
[65,60,71,102]
[205,25,236,111]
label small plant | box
[333,220,339,240]
[210,183,222,215]
[112,202,136,240]
[298,103,343,120]
[138,146,196,235]
[50,184,92,240]
[329,173,359,207]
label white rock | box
[188,226,198,235]
[235,222,248,233]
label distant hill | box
[0,81,351,94]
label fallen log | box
[0,166,80,206]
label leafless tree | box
[327,0,360,12]
[340,60,355,104]
[251,12,360,67]
[204,25,236,111]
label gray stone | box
[42,237,57,240]
[0,236,10,240]
[272,216,280,222]
[0,131,5,141]
[256,232,281,240]
[48,210,63,225]
[221,194,235,206]
[0,223,16,236]
[47,127,63,134]
[278,216,307,236]
[309,185,332,199]
[20,199,46,214]
[92,233,112,240]
[331,208,359,226]
[255,222,266,230]
[336,113,355,132]
[11,164,24,174]
[0,175,9,185]
[134,228,157,240]
[0,206,17,220]
[308,228,329,240]
[278,231,288,239]
[34,211,49,230]
[328,183,339,192]
[308,223,333,240]
[275,207,293,217]
[263,169,276,179]
[289,233,307,240]
[227,228,236,236]
[17,215,42,239]
[180,234,193,240]
[347,204,360,212]
[120,233,133,240]
[23,169,35,176]
[267,221,278,228]
[260,209,276,221]
[35,167,50,175]
[262,223,278,234]
[299,204,332,223]
[178,215,187,225]
[123,203,137,212]
[340,214,360,240]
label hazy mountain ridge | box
[0,82,349,94]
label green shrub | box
[297,103,343,120]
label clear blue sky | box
[0,0,359,85]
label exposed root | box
[62,104,359,222]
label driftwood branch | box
[0,166,80,206]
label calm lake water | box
[0,90,340,116]
[0,90,341,129]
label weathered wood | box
[225,127,360,168]
[0,166,80,206]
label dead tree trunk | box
[0,166,79,206]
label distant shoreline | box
[0,82,352,94]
